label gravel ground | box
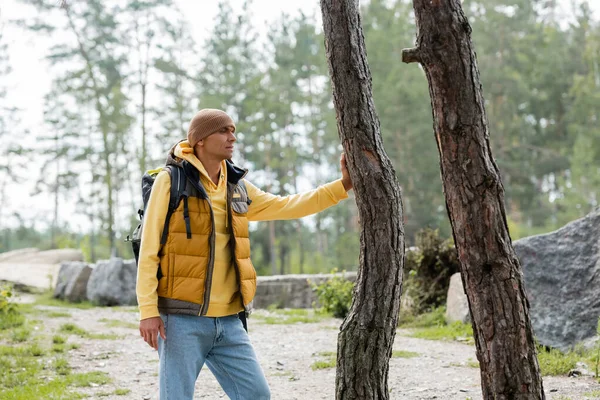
[22,303,600,400]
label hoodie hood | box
[166,140,247,185]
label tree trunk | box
[402,0,545,398]
[320,1,405,399]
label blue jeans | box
[158,314,270,400]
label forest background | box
[0,0,598,277]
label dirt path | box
[29,304,600,400]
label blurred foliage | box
[403,229,460,314]
[311,269,355,318]
[1,0,598,275]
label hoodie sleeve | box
[245,179,349,222]
[136,170,170,320]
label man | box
[137,108,353,400]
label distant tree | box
[22,0,133,255]
[0,21,24,252]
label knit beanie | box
[187,109,236,147]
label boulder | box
[86,258,137,306]
[445,273,470,324]
[0,248,83,264]
[54,262,85,298]
[0,248,85,291]
[0,263,61,291]
[54,262,92,303]
[514,208,600,351]
[0,248,39,263]
[254,272,357,309]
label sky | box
[0,0,598,232]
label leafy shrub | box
[311,269,354,318]
[537,345,580,376]
[403,229,459,314]
[0,284,24,330]
[0,284,17,314]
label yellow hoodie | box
[136,141,349,320]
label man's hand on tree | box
[341,153,353,191]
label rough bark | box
[402,0,545,398]
[320,1,405,399]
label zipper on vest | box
[227,184,245,309]
[199,201,217,316]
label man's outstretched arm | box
[246,153,352,222]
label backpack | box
[127,164,188,268]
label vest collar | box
[226,160,248,185]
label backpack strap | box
[182,195,192,239]
[160,165,187,245]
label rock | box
[580,335,599,351]
[22,249,84,264]
[87,258,137,306]
[64,264,92,303]
[0,248,39,263]
[445,273,470,324]
[514,208,600,351]
[0,248,84,291]
[0,263,61,291]
[54,262,88,300]
[0,248,83,264]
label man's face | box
[198,126,236,160]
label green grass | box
[52,335,66,344]
[255,308,329,324]
[311,359,336,370]
[114,388,131,396]
[311,351,336,370]
[584,390,600,398]
[59,323,88,336]
[449,359,480,368]
[58,323,120,340]
[0,291,113,399]
[271,370,295,378]
[48,311,72,318]
[398,307,474,343]
[53,357,71,375]
[0,312,25,331]
[392,350,419,358]
[32,291,95,310]
[0,371,111,399]
[398,306,446,328]
[316,351,336,357]
[87,333,121,340]
[10,326,31,343]
[69,371,111,387]
[537,346,581,376]
[52,344,66,354]
[409,321,474,343]
[99,318,138,329]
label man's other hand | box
[139,316,166,350]
[340,153,353,191]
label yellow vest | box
[156,160,255,316]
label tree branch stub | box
[401,47,422,64]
